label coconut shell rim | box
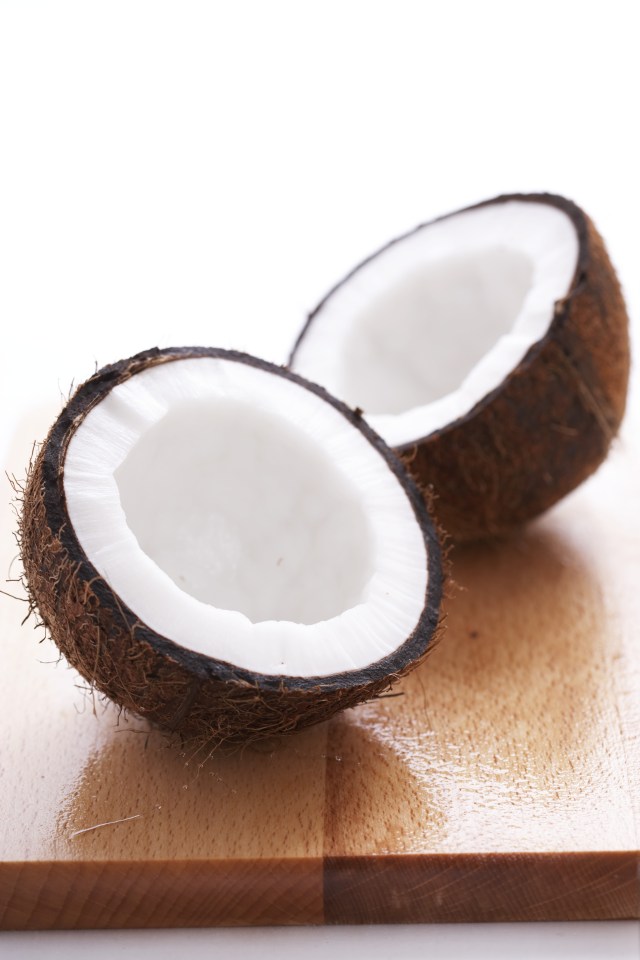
[288,191,594,450]
[36,345,443,695]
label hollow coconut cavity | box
[20,347,443,746]
[290,193,630,540]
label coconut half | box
[290,194,630,540]
[20,347,443,745]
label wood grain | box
[1,406,638,928]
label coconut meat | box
[63,357,429,677]
[292,200,580,446]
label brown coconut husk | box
[19,348,444,749]
[290,194,630,541]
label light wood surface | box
[1,407,638,928]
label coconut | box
[19,347,443,746]
[290,193,630,540]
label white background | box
[0,1,638,957]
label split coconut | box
[20,347,443,745]
[290,193,630,540]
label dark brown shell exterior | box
[290,194,631,541]
[19,348,443,748]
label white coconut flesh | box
[63,357,429,677]
[292,200,580,447]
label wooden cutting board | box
[1,407,638,930]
